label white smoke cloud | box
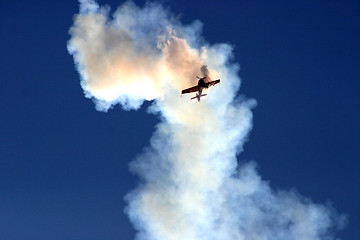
[68,1,345,239]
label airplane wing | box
[182,85,199,94]
[207,79,220,87]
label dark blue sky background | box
[1,0,359,239]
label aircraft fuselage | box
[193,78,208,101]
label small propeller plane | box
[181,76,220,101]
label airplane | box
[181,76,220,101]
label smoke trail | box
[68,1,345,239]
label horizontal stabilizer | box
[190,94,207,100]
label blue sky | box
[1,0,359,239]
